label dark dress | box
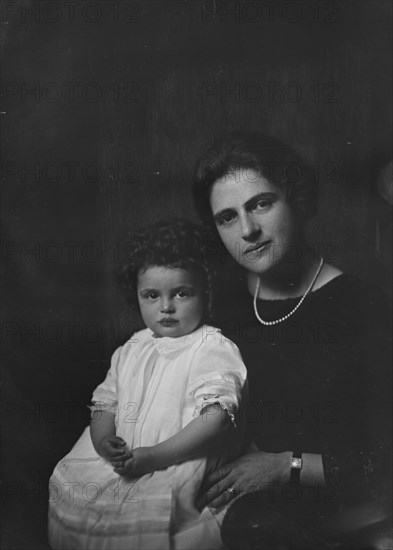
[213,273,392,548]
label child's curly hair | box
[117,218,215,320]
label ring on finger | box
[226,487,235,495]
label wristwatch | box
[290,451,303,483]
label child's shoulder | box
[111,328,152,359]
[121,327,152,348]
[190,325,247,380]
[196,324,241,354]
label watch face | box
[290,457,303,469]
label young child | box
[48,219,247,550]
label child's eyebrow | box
[138,287,158,293]
[138,285,197,293]
[173,285,196,291]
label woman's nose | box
[240,213,261,241]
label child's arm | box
[90,410,132,462]
[113,403,233,477]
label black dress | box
[213,274,392,546]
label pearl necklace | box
[253,257,324,326]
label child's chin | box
[152,320,203,339]
[153,326,180,338]
[153,325,190,339]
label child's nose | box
[161,299,175,313]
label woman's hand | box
[113,446,154,478]
[97,435,132,462]
[198,451,291,510]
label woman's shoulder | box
[316,269,390,306]
[312,271,392,335]
[314,262,343,289]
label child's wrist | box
[93,438,106,458]
[142,446,157,473]
[97,444,110,460]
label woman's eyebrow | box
[244,192,277,210]
[213,192,278,221]
[213,207,235,222]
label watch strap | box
[290,451,303,484]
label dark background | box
[1,1,392,548]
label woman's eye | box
[217,212,236,226]
[253,200,272,211]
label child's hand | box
[98,436,132,463]
[113,447,153,478]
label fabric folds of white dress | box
[48,325,247,550]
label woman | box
[193,131,392,549]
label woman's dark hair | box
[117,218,214,319]
[193,130,317,228]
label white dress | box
[48,325,247,550]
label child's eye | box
[176,290,191,298]
[144,291,158,300]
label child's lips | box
[159,318,179,326]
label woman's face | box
[210,168,299,275]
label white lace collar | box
[148,325,205,356]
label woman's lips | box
[244,241,271,256]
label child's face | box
[137,266,204,338]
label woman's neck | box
[247,246,322,300]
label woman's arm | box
[90,410,131,461]
[302,452,325,485]
[113,403,234,477]
[198,450,325,509]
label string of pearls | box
[253,258,324,326]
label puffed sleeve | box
[88,346,122,416]
[188,332,247,427]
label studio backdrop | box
[1,1,392,548]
